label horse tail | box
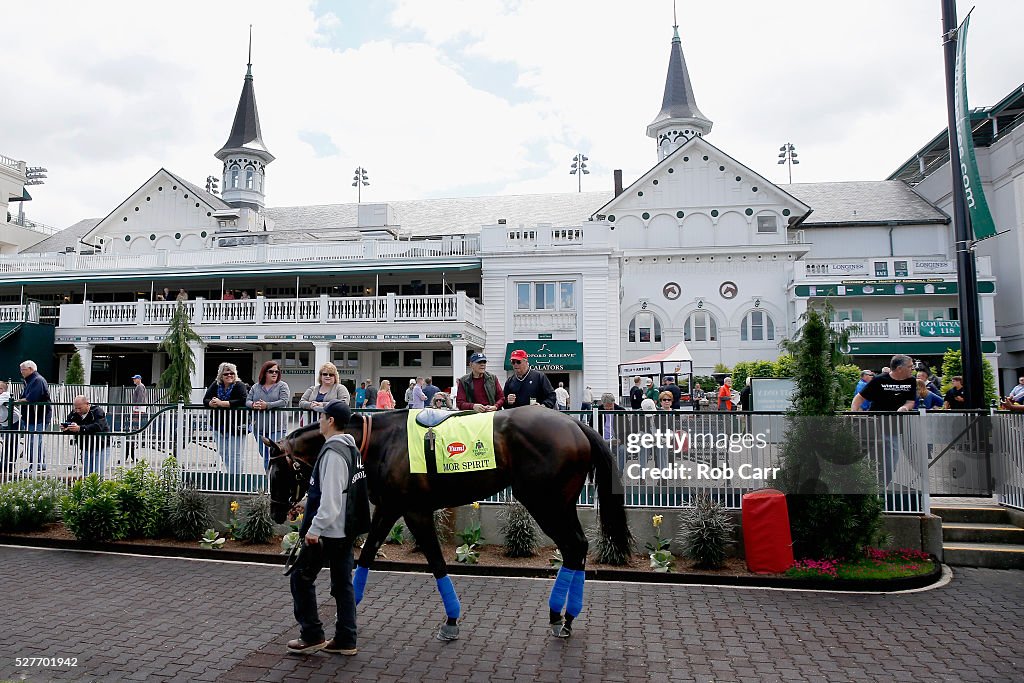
[576,419,634,558]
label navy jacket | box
[503,368,557,409]
[22,371,52,424]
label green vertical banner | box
[953,14,997,241]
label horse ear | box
[262,436,281,457]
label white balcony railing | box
[0,302,40,323]
[829,319,959,339]
[75,293,482,328]
[0,236,480,276]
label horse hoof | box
[436,623,460,641]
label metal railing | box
[0,236,480,275]
[3,404,1022,513]
[993,412,1024,511]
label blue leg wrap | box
[548,566,574,613]
[353,565,369,605]
[566,569,585,618]
[436,575,461,619]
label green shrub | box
[115,462,167,539]
[732,360,776,390]
[169,486,213,541]
[0,478,66,532]
[940,349,998,405]
[61,474,127,543]
[237,494,275,544]
[386,521,405,544]
[499,500,538,558]
[692,375,719,393]
[589,521,630,566]
[677,494,734,568]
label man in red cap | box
[503,349,557,409]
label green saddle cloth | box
[407,410,497,474]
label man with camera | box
[62,395,110,478]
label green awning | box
[504,340,583,371]
[847,340,996,355]
[0,322,23,343]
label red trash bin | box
[741,488,795,574]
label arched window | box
[684,311,718,342]
[255,171,263,192]
[740,310,775,342]
[230,164,240,189]
[245,166,254,190]
[628,312,662,343]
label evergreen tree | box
[158,302,201,404]
[777,305,882,558]
[66,352,85,385]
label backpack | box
[323,441,371,538]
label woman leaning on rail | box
[247,360,291,470]
[202,363,248,479]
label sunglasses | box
[321,372,336,377]
[267,369,280,374]
[511,360,524,365]
[223,372,235,376]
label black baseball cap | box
[317,400,351,424]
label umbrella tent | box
[618,340,693,378]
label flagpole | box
[941,0,985,408]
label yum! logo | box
[446,442,467,457]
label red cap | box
[510,349,528,361]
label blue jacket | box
[854,379,872,411]
[22,371,52,424]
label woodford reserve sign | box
[503,340,584,371]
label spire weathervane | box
[247,24,253,76]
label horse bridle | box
[271,413,373,508]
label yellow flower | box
[652,514,663,529]
[230,501,240,513]
[471,501,481,510]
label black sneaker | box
[286,638,326,654]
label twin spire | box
[217,25,271,157]
[646,15,712,158]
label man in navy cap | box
[455,352,504,412]
[503,349,557,409]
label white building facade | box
[0,23,1005,402]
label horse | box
[265,405,633,640]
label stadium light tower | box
[778,143,799,184]
[353,166,370,202]
[569,154,589,193]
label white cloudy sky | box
[4,0,1023,230]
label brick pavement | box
[0,546,1020,682]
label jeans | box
[24,422,47,471]
[254,431,285,470]
[82,446,110,478]
[290,537,356,646]
[215,431,244,476]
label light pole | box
[353,166,370,203]
[778,143,799,184]
[569,153,589,193]
[19,165,47,225]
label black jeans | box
[290,537,356,646]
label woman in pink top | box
[376,379,395,409]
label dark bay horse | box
[265,405,632,639]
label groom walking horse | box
[267,404,632,640]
